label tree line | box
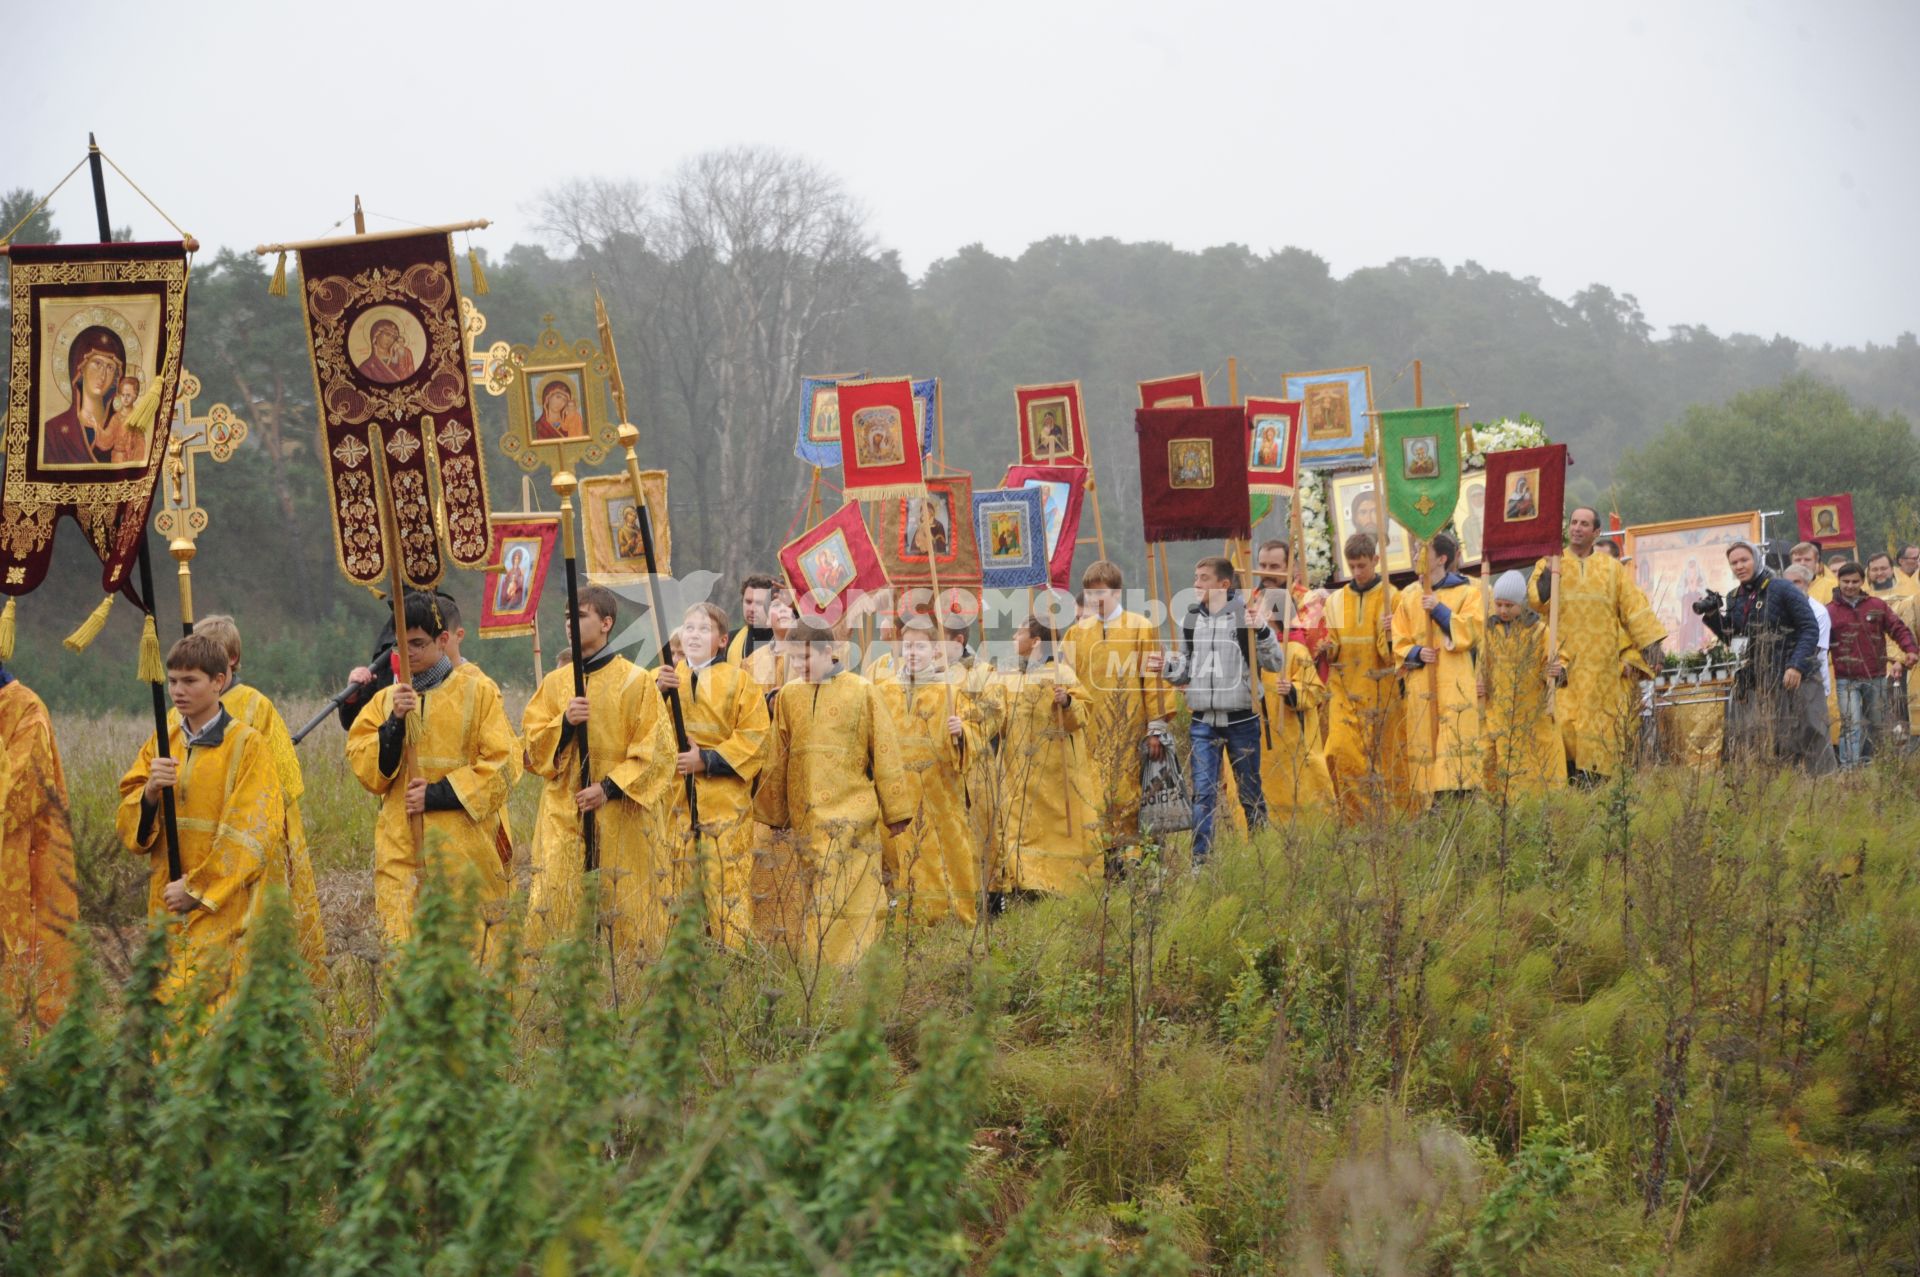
[1,148,1915,710]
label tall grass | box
[9,701,1920,1273]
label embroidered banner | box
[1795,492,1854,547]
[876,472,979,587]
[1014,381,1090,466]
[1284,365,1374,471]
[1003,463,1087,590]
[292,231,490,588]
[780,501,888,621]
[1138,371,1207,409]
[1134,406,1251,543]
[1378,405,1461,543]
[796,371,934,467]
[1481,443,1568,569]
[478,513,559,639]
[580,471,671,583]
[1,240,189,596]
[1244,397,1301,495]
[835,376,926,500]
[973,486,1049,589]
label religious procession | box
[2,111,1919,1272]
[2,142,1916,1025]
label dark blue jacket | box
[1705,569,1821,677]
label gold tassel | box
[268,251,288,297]
[63,594,115,652]
[1364,424,1377,461]
[468,248,489,295]
[1463,428,1478,457]
[137,613,165,684]
[0,597,15,662]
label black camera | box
[1691,589,1723,617]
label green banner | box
[1250,492,1272,525]
[1378,405,1461,542]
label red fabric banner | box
[294,230,491,589]
[1134,407,1251,543]
[835,376,926,500]
[478,513,559,638]
[1003,462,1087,589]
[1138,371,1207,409]
[1795,493,1854,547]
[1,240,190,596]
[1014,381,1089,466]
[1482,444,1568,569]
[780,501,889,622]
[1244,397,1300,494]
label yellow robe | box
[1480,614,1568,800]
[211,683,327,983]
[1257,641,1334,819]
[751,672,914,965]
[863,647,899,685]
[0,680,76,1029]
[743,640,805,941]
[1528,550,1664,777]
[1323,579,1410,818]
[877,671,977,926]
[450,661,522,866]
[1061,610,1174,847]
[1392,580,1486,796]
[977,660,1100,895]
[669,658,769,948]
[117,713,283,1004]
[345,671,514,951]
[522,654,676,959]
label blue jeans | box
[1189,715,1265,864]
[1835,676,1886,767]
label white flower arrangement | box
[1463,414,1548,471]
[1296,471,1334,586]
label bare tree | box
[539,149,876,582]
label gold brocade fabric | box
[117,715,283,1007]
[1480,616,1568,799]
[0,681,76,1028]
[1392,581,1487,795]
[1321,580,1411,818]
[1528,551,1665,776]
[213,684,328,984]
[667,659,769,949]
[1061,610,1175,847]
[1258,642,1335,819]
[877,673,978,926]
[973,661,1101,895]
[750,674,914,966]
[521,656,676,960]
[345,671,514,952]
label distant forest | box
[3,150,1916,711]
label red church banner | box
[1,240,190,596]
[1003,462,1087,589]
[1482,444,1568,569]
[1138,371,1207,410]
[1795,492,1854,547]
[1244,397,1301,495]
[780,501,889,622]
[1135,406,1251,544]
[1014,381,1089,466]
[835,376,926,501]
[478,513,559,639]
[291,230,491,589]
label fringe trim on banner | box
[467,248,490,295]
[137,614,165,684]
[1143,522,1253,545]
[268,252,288,297]
[63,595,115,652]
[841,483,926,503]
[0,598,15,661]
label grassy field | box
[14,694,1920,1274]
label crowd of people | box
[5,510,1919,1028]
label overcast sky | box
[5,0,1914,347]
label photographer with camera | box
[1697,540,1836,772]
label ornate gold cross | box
[152,368,248,627]
[1413,494,1437,517]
